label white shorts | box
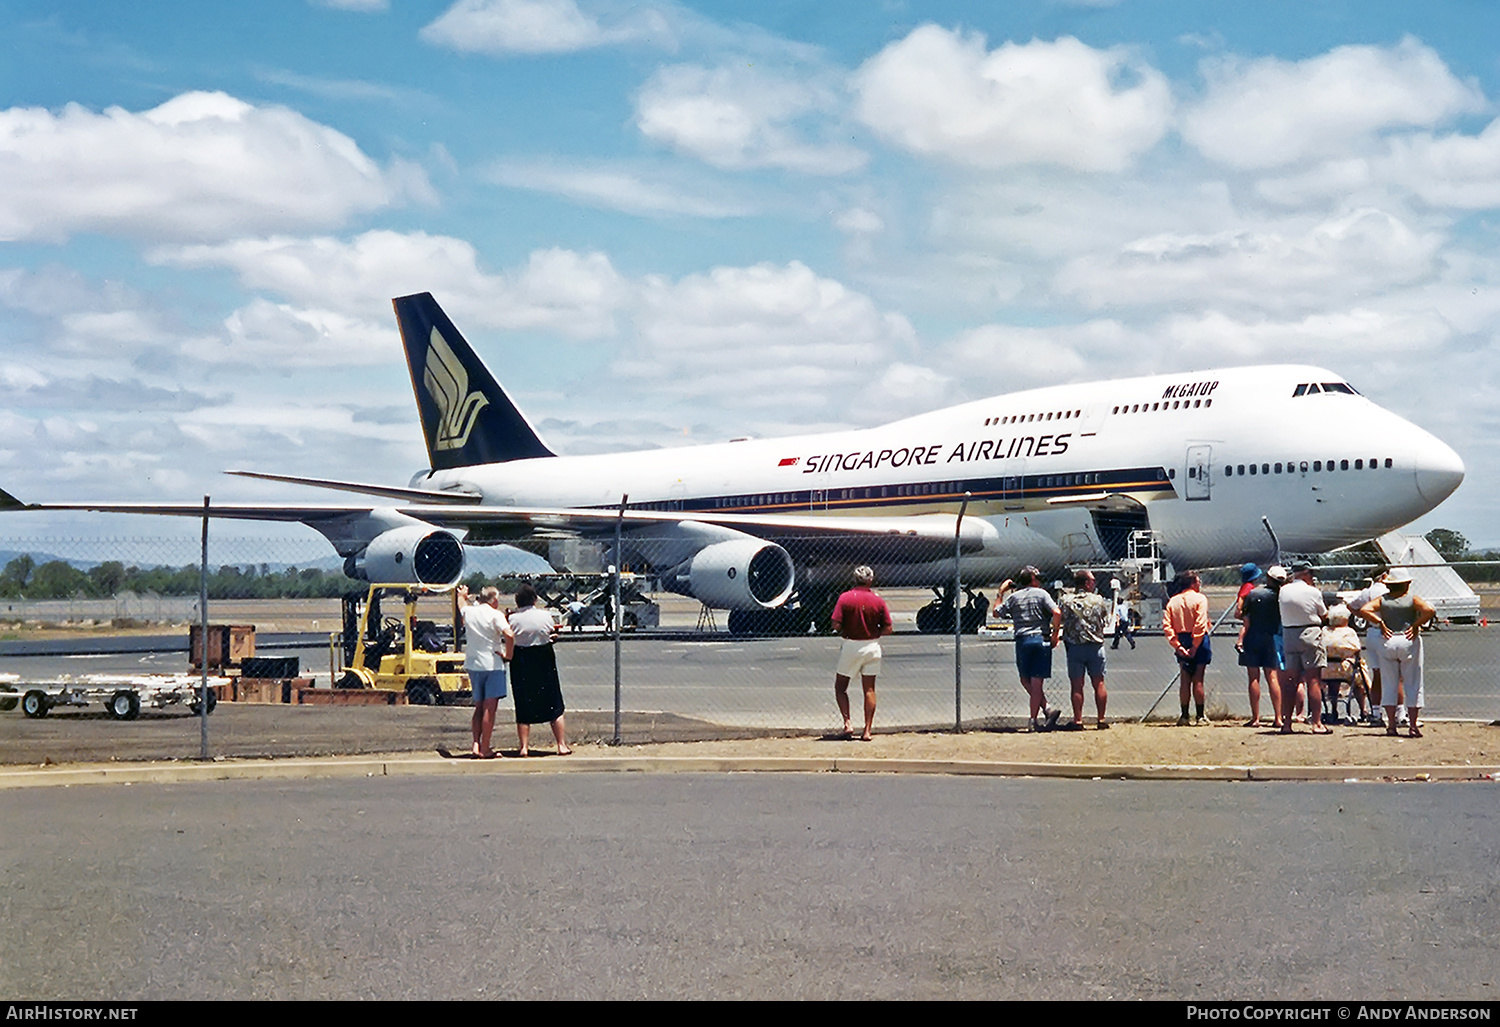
[836,638,882,679]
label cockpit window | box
[1293,381,1360,397]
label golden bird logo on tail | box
[423,327,489,451]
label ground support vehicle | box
[517,572,661,631]
[1,673,228,720]
[332,583,468,705]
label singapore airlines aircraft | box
[2,293,1465,631]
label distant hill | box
[0,549,90,571]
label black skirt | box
[510,643,565,724]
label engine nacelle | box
[668,539,795,610]
[345,526,464,587]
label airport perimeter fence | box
[1,532,1497,747]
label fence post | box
[613,494,627,746]
[198,495,210,760]
[954,492,971,733]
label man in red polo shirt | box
[831,564,892,741]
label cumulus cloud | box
[420,0,672,55]
[635,62,866,174]
[852,27,1171,172]
[834,207,883,236]
[941,305,1461,398]
[1181,37,1483,170]
[1054,208,1443,313]
[209,299,395,367]
[490,160,753,217]
[624,260,916,414]
[176,402,415,449]
[152,230,629,341]
[162,242,929,433]
[0,265,189,360]
[1254,118,1500,212]
[866,362,953,417]
[0,92,430,243]
[1159,308,1454,364]
[1379,117,1500,209]
[948,321,1125,391]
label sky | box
[2,0,1499,549]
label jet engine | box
[345,526,464,587]
[666,539,795,610]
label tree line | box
[1420,529,1500,584]
[0,555,364,600]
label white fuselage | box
[413,365,1464,584]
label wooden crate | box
[235,678,284,704]
[234,677,311,704]
[189,624,256,671]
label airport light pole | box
[954,492,970,733]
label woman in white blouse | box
[507,583,570,756]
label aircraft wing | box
[225,470,483,505]
[1,488,988,564]
[418,506,992,564]
[0,490,362,522]
[214,472,988,559]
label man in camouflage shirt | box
[1059,569,1111,730]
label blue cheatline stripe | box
[584,466,1174,515]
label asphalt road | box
[1,774,1494,1000]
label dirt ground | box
[3,702,1496,774]
[576,718,1500,772]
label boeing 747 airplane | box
[2,293,1465,632]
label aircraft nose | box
[1415,438,1465,506]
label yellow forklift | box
[332,584,468,705]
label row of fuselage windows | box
[1113,398,1213,415]
[983,408,1083,427]
[1224,457,1393,477]
[635,482,970,511]
[631,472,1163,512]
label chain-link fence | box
[1,531,1495,749]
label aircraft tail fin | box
[392,292,556,470]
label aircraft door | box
[1001,460,1027,510]
[1185,445,1212,501]
[809,470,831,510]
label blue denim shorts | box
[1015,634,1053,679]
[1065,641,1106,680]
[468,668,508,702]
